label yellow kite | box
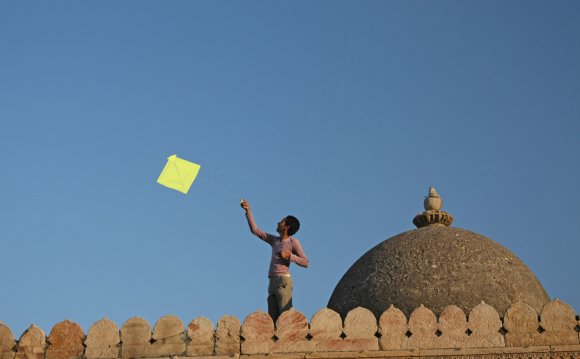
[157,155,201,194]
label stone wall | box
[1,300,579,359]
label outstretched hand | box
[240,199,250,213]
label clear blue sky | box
[1,1,579,336]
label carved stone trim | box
[413,210,454,228]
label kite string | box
[210,182,239,200]
[198,177,240,200]
[198,174,264,224]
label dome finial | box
[413,187,453,228]
[424,186,442,210]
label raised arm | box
[241,199,273,244]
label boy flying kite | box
[240,199,309,322]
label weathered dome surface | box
[328,225,550,318]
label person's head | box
[277,215,300,236]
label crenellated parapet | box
[1,300,580,359]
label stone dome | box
[327,188,550,319]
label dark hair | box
[285,215,300,236]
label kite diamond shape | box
[157,155,201,194]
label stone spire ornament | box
[413,186,454,227]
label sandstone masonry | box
[1,300,579,359]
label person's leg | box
[275,276,293,314]
[267,277,281,321]
[267,294,279,321]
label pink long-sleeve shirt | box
[245,212,309,277]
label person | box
[240,199,309,322]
